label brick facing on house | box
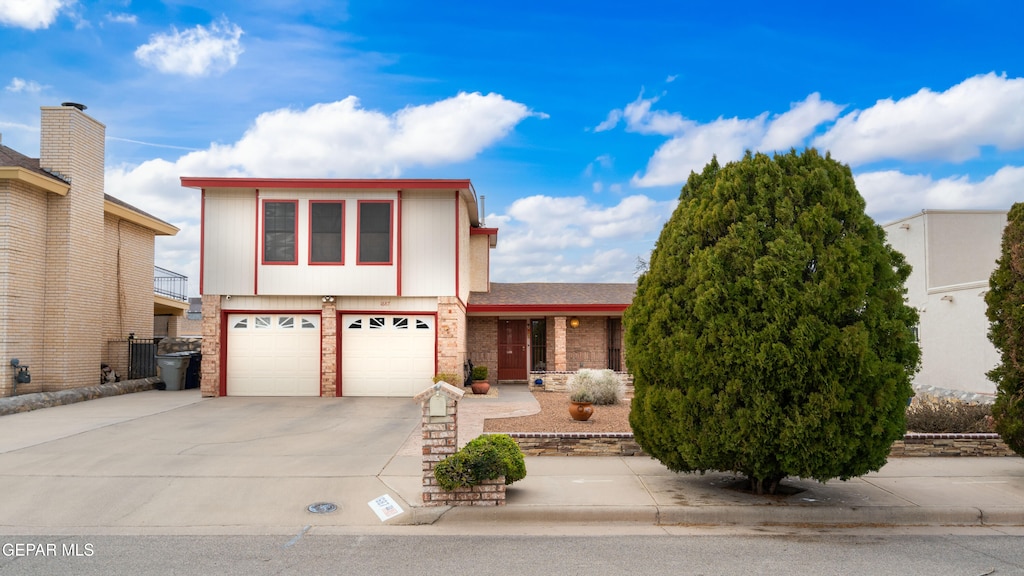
[2,105,172,396]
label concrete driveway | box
[0,390,429,534]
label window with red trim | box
[357,201,393,264]
[309,200,344,264]
[263,200,297,264]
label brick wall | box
[40,106,107,391]
[467,316,497,384]
[200,295,222,397]
[436,296,466,376]
[321,300,337,397]
[102,216,155,346]
[0,180,49,395]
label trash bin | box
[184,352,202,389]
[156,352,191,391]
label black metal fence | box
[106,337,161,380]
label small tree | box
[985,203,1024,456]
[625,149,920,494]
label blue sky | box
[2,1,1023,296]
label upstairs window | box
[263,200,297,264]
[358,201,393,265]
[309,201,344,264]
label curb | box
[423,504,1024,528]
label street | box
[2,532,1023,575]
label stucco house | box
[1,103,180,396]
[181,177,632,397]
[883,209,1009,396]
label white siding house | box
[883,210,1008,395]
[182,178,491,398]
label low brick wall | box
[511,433,645,456]
[891,433,1016,457]
[528,371,633,393]
[511,432,1017,458]
[422,477,506,506]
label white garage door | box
[341,314,435,396]
[227,313,321,396]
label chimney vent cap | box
[61,102,87,111]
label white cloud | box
[856,166,1024,223]
[0,0,70,30]
[106,12,137,25]
[487,194,676,282]
[134,17,244,77]
[598,90,692,136]
[759,93,844,152]
[626,93,842,187]
[5,77,44,93]
[666,74,678,83]
[104,93,538,291]
[815,73,1024,165]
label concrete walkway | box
[0,386,1022,535]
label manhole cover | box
[307,502,338,514]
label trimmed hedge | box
[434,434,526,491]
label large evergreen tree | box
[625,149,920,494]
[985,203,1024,456]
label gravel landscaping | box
[483,390,633,434]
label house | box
[181,177,632,397]
[883,209,1009,395]
[0,103,180,396]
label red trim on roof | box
[466,304,629,313]
[470,227,498,235]
[199,189,206,295]
[181,177,473,190]
[397,191,403,296]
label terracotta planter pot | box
[471,381,490,395]
[569,401,593,421]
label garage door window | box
[348,319,362,329]
[416,319,431,330]
[393,317,408,329]
[233,318,248,329]
[302,318,317,329]
[369,317,385,329]
[278,316,294,329]
[255,316,271,329]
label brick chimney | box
[39,103,107,390]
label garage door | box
[341,314,435,396]
[227,313,321,396]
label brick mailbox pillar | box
[413,381,505,506]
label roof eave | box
[0,166,70,195]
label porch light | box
[569,317,580,329]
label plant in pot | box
[568,389,594,421]
[470,365,490,395]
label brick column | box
[413,381,506,506]
[321,301,337,396]
[200,295,222,397]
[553,316,567,371]
[436,297,467,376]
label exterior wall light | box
[569,317,580,329]
[322,296,335,303]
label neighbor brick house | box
[0,104,179,396]
[182,176,632,397]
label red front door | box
[497,319,528,381]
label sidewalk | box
[392,385,1024,528]
[0,386,1021,535]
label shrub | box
[905,399,994,433]
[985,202,1024,456]
[432,373,460,385]
[472,365,488,381]
[433,434,526,490]
[567,368,621,405]
[569,389,594,403]
[625,150,921,494]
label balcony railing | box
[154,266,188,301]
